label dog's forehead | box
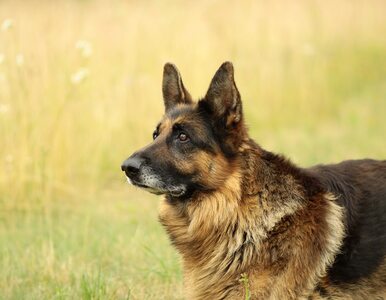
[167,104,196,120]
[159,104,200,131]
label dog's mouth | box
[127,176,164,195]
[126,176,186,197]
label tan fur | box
[159,140,346,299]
[124,63,385,299]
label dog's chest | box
[158,198,199,254]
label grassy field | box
[0,0,385,299]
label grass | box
[0,189,182,299]
[0,0,385,299]
[239,274,250,300]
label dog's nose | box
[121,156,144,177]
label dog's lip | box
[134,182,150,189]
[170,189,186,197]
[128,178,185,197]
[125,175,147,188]
[129,178,166,195]
[125,175,186,197]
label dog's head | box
[121,62,247,198]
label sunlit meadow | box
[0,0,385,299]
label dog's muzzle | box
[121,155,187,197]
[121,156,145,179]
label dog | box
[121,62,386,299]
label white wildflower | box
[1,19,13,32]
[15,54,24,66]
[75,40,93,58]
[71,68,89,84]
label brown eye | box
[178,132,189,142]
[153,131,158,140]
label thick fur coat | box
[122,62,386,299]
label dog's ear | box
[201,62,243,128]
[199,62,246,156]
[162,63,192,112]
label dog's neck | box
[158,139,314,299]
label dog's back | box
[310,159,386,294]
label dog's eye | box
[178,132,189,142]
[153,131,158,140]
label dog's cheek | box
[192,152,231,188]
[172,154,197,176]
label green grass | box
[0,189,182,299]
[0,0,385,299]
[239,274,250,300]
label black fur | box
[310,159,386,283]
[122,61,386,298]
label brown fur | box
[159,138,346,299]
[122,62,386,299]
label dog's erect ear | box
[201,62,243,128]
[162,63,192,112]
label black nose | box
[121,156,144,177]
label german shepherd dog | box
[121,62,386,299]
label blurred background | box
[0,0,385,299]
